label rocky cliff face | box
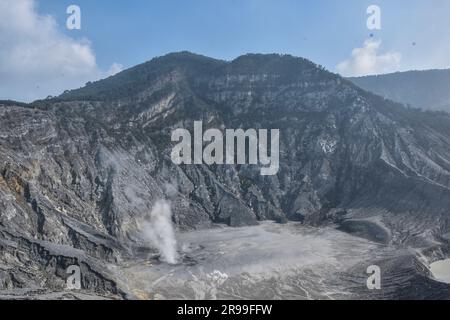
[1,52,450,297]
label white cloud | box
[107,63,124,77]
[0,0,121,102]
[336,39,402,77]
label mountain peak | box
[227,53,325,75]
[53,52,225,102]
[52,52,336,103]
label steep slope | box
[348,69,450,112]
[1,52,450,296]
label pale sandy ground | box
[109,222,404,300]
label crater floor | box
[109,222,450,300]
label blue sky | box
[2,0,450,101]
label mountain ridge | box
[1,52,450,297]
[40,52,331,103]
[348,69,450,112]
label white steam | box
[140,200,179,264]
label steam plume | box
[141,200,179,264]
